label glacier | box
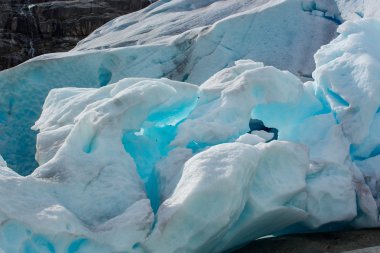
[1,0,380,252]
[0,0,346,173]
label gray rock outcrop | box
[0,0,151,70]
[234,229,380,253]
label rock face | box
[234,229,380,253]
[0,0,151,70]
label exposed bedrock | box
[0,0,151,70]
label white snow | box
[236,133,266,146]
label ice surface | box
[0,48,379,251]
[0,0,343,173]
[1,0,380,252]
[335,0,380,20]
[314,19,380,145]
[0,155,6,168]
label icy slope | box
[1,17,380,251]
[74,0,379,51]
[0,0,344,174]
[335,0,380,20]
[0,62,348,253]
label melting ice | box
[0,0,380,252]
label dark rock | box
[232,229,380,253]
[249,118,279,141]
[0,0,152,70]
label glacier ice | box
[0,0,344,173]
[1,0,380,252]
[0,38,379,251]
[0,68,314,252]
[314,19,380,145]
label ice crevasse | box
[0,16,380,252]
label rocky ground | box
[0,0,151,70]
[234,229,380,253]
